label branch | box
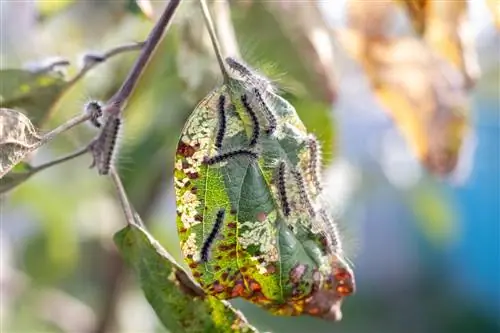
[199,0,230,83]
[108,0,183,110]
[31,145,90,173]
[109,166,135,225]
[68,42,145,85]
[41,113,91,143]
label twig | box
[31,145,90,173]
[69,42,145,85]
[108,0,183,110]
[109,166,135,225]
[199,0,230,83]
[41,113,91,143]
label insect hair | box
[96,114,122,175]
[318,209,343,254]
[307,135,323,194]
[241,93,260,147]
[276,161,291,217]
[225,57,271,91]
[291,168,317,217]
[84,100,103,128]
[215,94,227,151]
[203,149,259,166]
[251,87,277,135]
[200,209,226,263]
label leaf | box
[0,161,35,194]
[339,1,475,176]
[0,67,69,127]
[175,72,354,320]
[114,218,259,333]
[0,108,42,178]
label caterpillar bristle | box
[203,149,259,166]
[319,209,343,254]
[277,161,291,217]
[225,57,270,90]
[98,115,121,175]
[215,94,227,151]
[307,135,323,194]
[84,100,103,128]
[241,94,260,147]
[251,88,277,135]
[200,209,226,263]
[291,168,316,217]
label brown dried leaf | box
[338,0,473,175]
[0,108,42,178]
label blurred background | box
[0,0,498,332]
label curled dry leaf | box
[337,0,475,176]
[0,108,42,178]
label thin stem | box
[109,166,135,225]
[108,0,182,108]
[68,42,145,85]
[199,0,230,83]
[32,145,89,173]
[41,113,90,143]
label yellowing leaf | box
[339,1,474,176]
[396,0,479,86]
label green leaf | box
[0,108,42,178]
[0,67,69,126]
[0,161,34,193]
[175,72,354,321]
[114,219,259,333]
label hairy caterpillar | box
[203,149,259,165]
[200,209,226,263]
[241,93,260,147]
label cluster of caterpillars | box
[199,57,343,262]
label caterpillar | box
[84,100,103,128]
[97,114,121,175]
[277,161,291,217]
[319,209,343,254]
[225,57,270,90]
[307,135,323,194]
[291,168,316,217]
[215,94,227,150]
[200,208,226,263]
[203,149,259,166]
[241,93,260,147]
[251,87,277,135]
